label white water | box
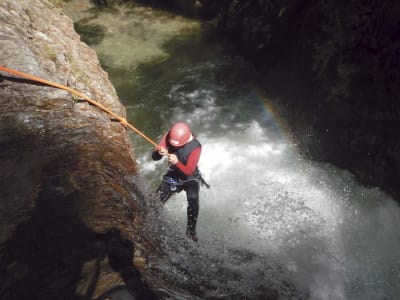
[139,72,400,299]
[65,1,400,298]
[155,125,399,299]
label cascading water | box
[66,1,400,299]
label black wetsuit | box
[152,136,201,237]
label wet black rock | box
[199,0,400,202]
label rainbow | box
[252,87,294,143]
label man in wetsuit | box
[152,122,202,242]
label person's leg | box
[185,180,200,241]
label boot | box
[186,228,198,242]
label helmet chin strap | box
[170,133,193,147]
[169,138,180,146]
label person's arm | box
[175,146,201,176]
[152,134,168,161]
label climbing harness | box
[163,174,210,192]
[0,65,159,148]
[164,176,182,192]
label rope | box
[0,65,159,148]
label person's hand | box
[168,154,178,165]
[157,146,168,156]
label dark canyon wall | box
[0,0,158,299]
[210,0,400,201]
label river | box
[66,1,400,299]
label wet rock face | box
[197,0,400,201]
[0,0,157,299]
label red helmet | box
[168,122,192,147]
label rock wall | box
[197,0,400,201]
[0,0,158,299]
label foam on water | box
[140,99,400,299]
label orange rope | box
[0,65,159,148]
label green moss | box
[66,53,91,90]
[71,93,81,103]
[67,53,85,82]
[67,53,79,75]
[43,45,57,62]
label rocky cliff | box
[0,0,158,299]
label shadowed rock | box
[196,0,400,201]
[0,0,159,298]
